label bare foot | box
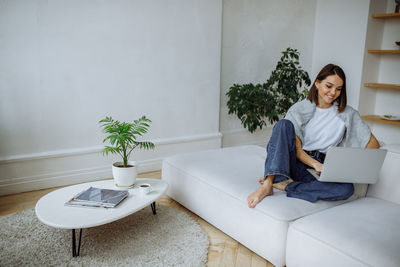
[247,181,273,208]
[272,179,294,191]
[258,177,264,185]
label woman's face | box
[315,74,343,107]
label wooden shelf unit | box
[364,83,400,90]
[362,115,400,126]
[372,13,400,19]
[362,11,400,133]
[368,50,400,54]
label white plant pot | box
[112,161,138,188]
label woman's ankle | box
[264,175,274,184]
[272,179,293,191]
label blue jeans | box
[264,119,354,203]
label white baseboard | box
[221,127,271,148]
[0,132,222,196]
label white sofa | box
[162,145,400,267]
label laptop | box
[307,147,387,184]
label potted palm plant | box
[99,115,155,188]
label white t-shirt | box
[302,106,346,153]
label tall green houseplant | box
[99,116,155,167]
[226,48,311,133]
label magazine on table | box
[65,187,129,208]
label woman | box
[247,64,380,208]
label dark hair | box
[307,64,347,113]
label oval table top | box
[35,178,168,229]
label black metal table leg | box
[151,202,156,215]
[72,229,83,257]
[72,229,76,257]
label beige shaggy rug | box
[0,205,209,266]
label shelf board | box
[364,83,400,90]
[372,13,400,19]
[362,115,400,126]
[368,50,400,54]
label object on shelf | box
[396,41,400,47]
[379,115,400,121]
[396,0,400,13]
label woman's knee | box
[267,119,296,148]
[273,119,294,132]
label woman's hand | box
[366,133,380,149]
[313,161,323,173]
[296,136,324,172]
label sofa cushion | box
[367,145,400,204]
[286,197,400,267]
[165,145,364,222]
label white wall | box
[358,0,386,116]
[220,0,316,147]
[311,0,370,109]
[0,0,222,195]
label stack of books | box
[65,187,129,208]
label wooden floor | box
[0,171,274,267]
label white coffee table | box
[35,178,168,257]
